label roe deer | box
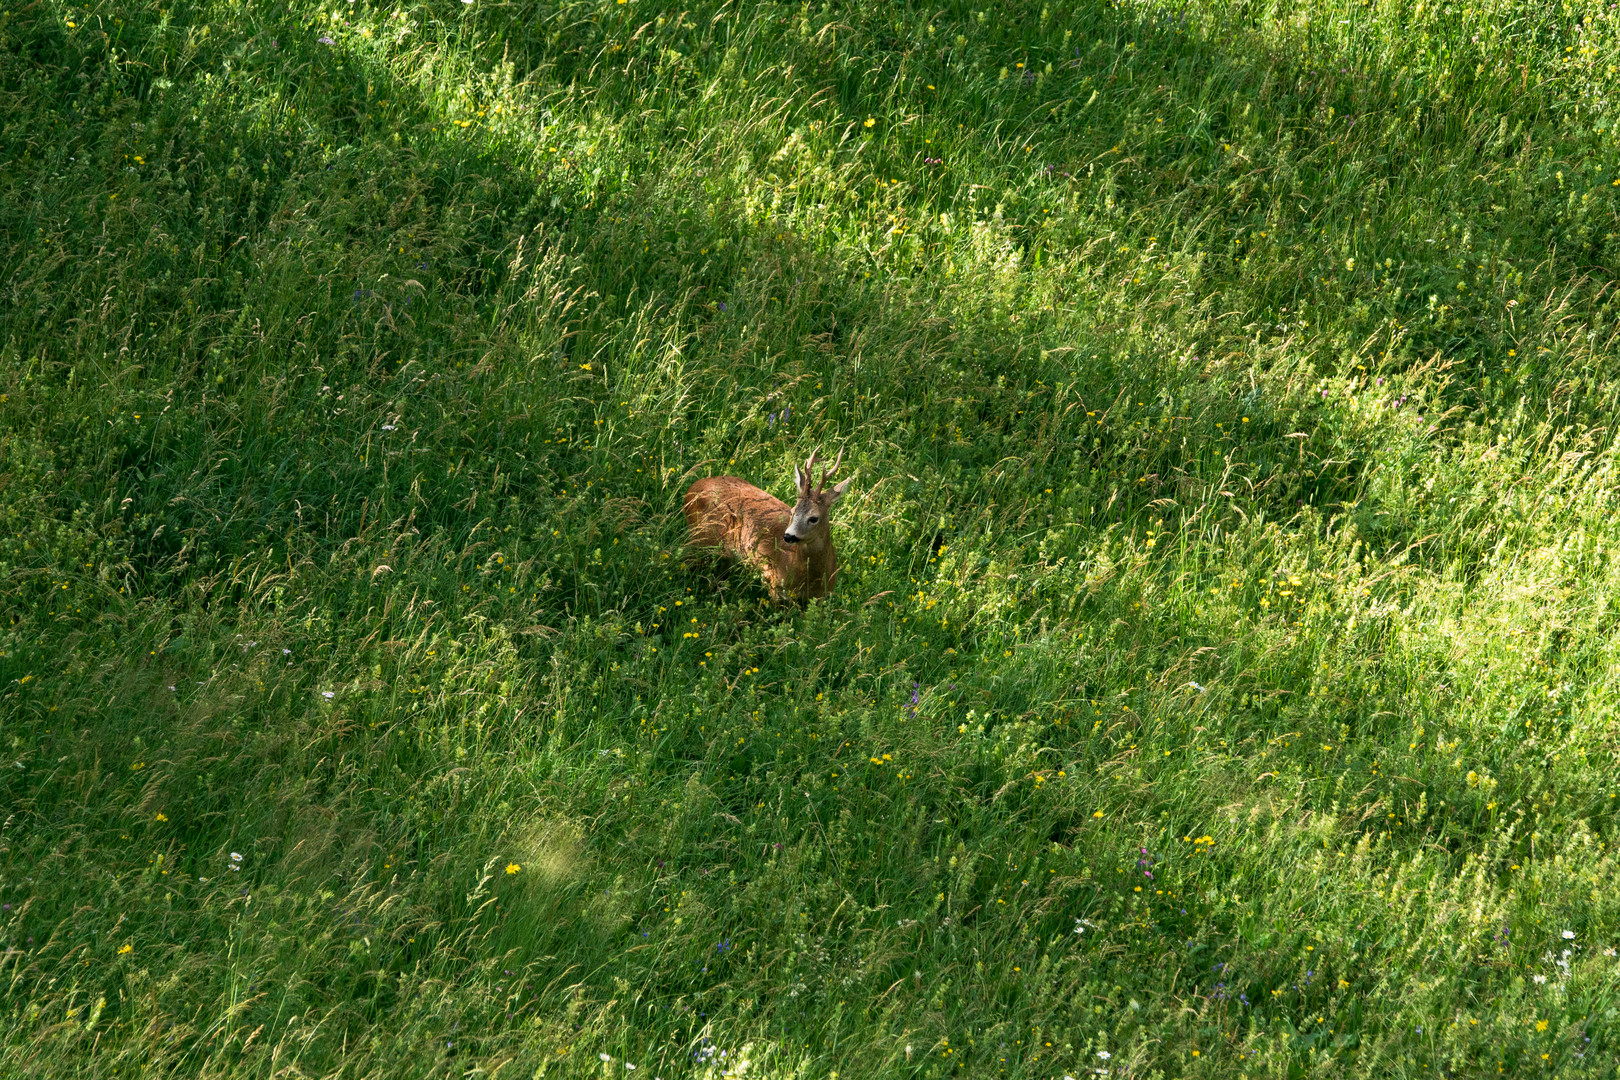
[683,448,852,602]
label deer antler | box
[800,447,821,493]
[818,447,844,493]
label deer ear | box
[793,464,807,493]
[827,475,854,503]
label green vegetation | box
[6,0,1620,1074]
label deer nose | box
[782,532,800,544]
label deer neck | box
[798,532,837,590]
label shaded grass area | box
[4,0,1620,1076]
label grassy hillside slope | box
[5,0,1620,1075]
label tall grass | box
[4,0,1620,1075]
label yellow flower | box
[1536,1020,1548,1032]
[864,118,876,128]
[1092,810,1104,818]
[505,863,522,875]
[155,812,168,822]
[117,943,133,955]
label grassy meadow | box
[7,0,1620,1074]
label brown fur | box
[683,449,850,602]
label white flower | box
[600,1054,612,1063]
[1533,974,1547,984]
[230,852,242,861]
[1097,1050,1111,1060]
[626,1066,637,1072]
[1563,930,1576,939]
[1603,947,1617,957]
[322,691,335,699]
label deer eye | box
[808,516,819,524]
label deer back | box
[685,475,791,557]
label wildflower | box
[322,690,334,699]
[1533,974,1547,984]
[155,812,167,822]
[1536,1020,1549,1031]
[506,863,522,875]
[864,118,875,128]
[1563,930,1576,939]
[118,943,133,955]
[1097,1050,1111,1060]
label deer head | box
[783,447,851,547]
